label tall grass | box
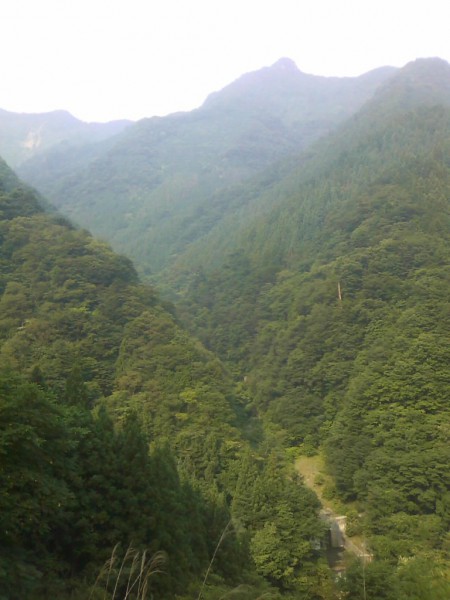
[89,544,166,600]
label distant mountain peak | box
[404,56,450,69]
[396,56,450,83]
[271,57,299,71]
[368,56,450,112]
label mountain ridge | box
[171,58,450,562]
[1,56,450,599]
[159,57,450,283]
[0,107,132,167]
[18,58,396,277]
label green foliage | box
[0,160,329,599]
[170,59,450,594]
[0,178,243,480]
[0,370,250,599]
[339,555,450,600]
[232,448,324,592]
[0,373,74,597]
[0,167,264,598]
[4,58,450,600]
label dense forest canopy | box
[170,58,450,593]
[0,159,329,599]
[158,58,450,593]
[1,57,450,599]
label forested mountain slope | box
[165,58,450,282]
[0,160,328,599]
[0,108,131,168]
[174,58,450,595]
[0,156,237,595]
[3,57,450,599]
[18,59,395,276]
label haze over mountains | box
[1,57,450,599]
[14,59,395,276]
[0,108,131,168]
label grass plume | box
[90,544,166,600]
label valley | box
[0,57,449,599]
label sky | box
[1,0,449,123]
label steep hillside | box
[18,59,395,276]
[0,156,240,595]
[4,57,450,599]
[0,159,327,599]
[174,58,450,596]
[0,108,131,168]
[0,154,245,480]
[166,57,450,281]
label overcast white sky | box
[1,0,449,122]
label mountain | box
[171,58,450,595]
[0,107,131,167]
[17,59,396,277]
[0,158,326,599]
[0,155,240,595]
[3,56,450,599]
[168,57,450,282]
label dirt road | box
[295,453,371,562]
